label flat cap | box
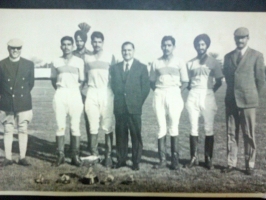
[234,27,249,37]
[7,38,23,47]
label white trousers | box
[53,88,83,136]
[153,87,184,138]
[85,87,114,134]
[186,89,217,136]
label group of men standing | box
[0,25,264,176]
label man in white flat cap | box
[222,27,265,175]
[0,39,35,167]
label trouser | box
[153,87,184,138]
[115,113,142,165]
[226,100,256,169]
[81,94,90,149]
[85,87,114,135]
[53,87,83,136]
[1,110,33,160]
[186,89,217,136]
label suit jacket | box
[110,59,150,115]
[223,47,265,108]
[0,57,34,112]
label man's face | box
[122,44,135,62]
[161,40,175,56]
[75,35,85,50]
[195,39,208,56]
[8,46,22,59]
[61,40,74,55]
[234,36,249,50]
[91,37,103,53]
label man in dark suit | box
[0,39,35,167]
[110,41,150,170]
[222,27,265,175]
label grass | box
[1,80,266,195]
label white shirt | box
[236,45,248,56]
[51,56,84,89]
[123,59,134,71]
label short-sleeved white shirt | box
[186,55,223,89]
[150,55,189,88]
[51,56,84,89]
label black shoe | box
[205,156,213,170]
[1,158,13,167]
[222,166,235,173]
[113,161,127,169]
[245,167,254,176]
[186,156,199,168]
[153,161,167,169]
[18,158,31,166]
[132,164,140,171]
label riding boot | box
[71,136,83,167]
[153,136,167,169]
[54,136,65,167]
[90,134,99,156]
[104,132,113,168]
[186,135,199,168]
[205,135,214,170]
[170,136,179,170]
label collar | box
[236,45,248,55]
[9,57,20,62]
[123,59,134,70]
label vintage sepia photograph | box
[0,1,266,197]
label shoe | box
[204,136,214,170]
[170,136,180,170]
[245,167,254,176]
[18,158,31,166]
[186,136,199,168]
[70,136,83,167]
[53,136,65,167]
[153,136,167,169]
[113,161,127,169]
[104,132,113,168]
[1,158,13,167]
[222,166,235,173]
[132,164,139,171]
[186,156,199,168]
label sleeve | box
[0,66,3,95]
[222,55,228,84]
[255,53,265,95]
[179,59,189,82]
[141,64,150,104]
[29,61,35,91]
[149,61,157,82]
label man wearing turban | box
[73,23,93,154]
[186,34,223,170]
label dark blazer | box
[223,47,265,108]
[110,59,150,115]
[0,57,34,112]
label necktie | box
[123,63,129,81]
[236,51,242,65]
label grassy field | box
[1,80,266,195]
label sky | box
[0,9,266,65]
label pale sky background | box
[0,9,266,65]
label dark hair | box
[61,36,74,45]
[161,36,175,46]
[91,31,104,41]
[121,41,135,50]
[193,34,211,49]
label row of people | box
[0,26,264,176]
